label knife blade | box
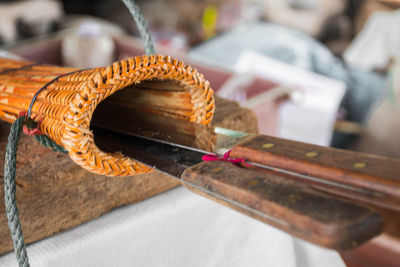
[92,105,400,212]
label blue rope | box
[3,1,155,266]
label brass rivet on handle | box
[353,162,367,169]
[212,167,222,173]
[305,152,318,158]
[289,194,301,203]
[248,179,259,187]
[262,143,274,149]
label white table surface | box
[0,187,345,267]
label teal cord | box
[120,0,155,55]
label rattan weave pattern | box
[0,55,215,176]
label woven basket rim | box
[59,55,214,176]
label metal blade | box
[93,127,205,178]
[92,105,254,156]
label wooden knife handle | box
[181,161,382,250]
[230,135,400,211]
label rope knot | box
[18,112,43,136]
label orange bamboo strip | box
[0,55,215,177]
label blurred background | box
[0,0,399,266]
[0,0,398,151]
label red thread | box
[202,150,245,166]
[19,111,43,136]
[23,126,42,136]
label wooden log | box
[0,96,259,255]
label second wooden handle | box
[181,161,382,250]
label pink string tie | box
[202,150,246,166]
[19,111,43,136]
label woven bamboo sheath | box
[0,56,215,176]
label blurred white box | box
[234,50,346,146]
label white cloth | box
[344,10,400,70]
[0,188,345,267]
